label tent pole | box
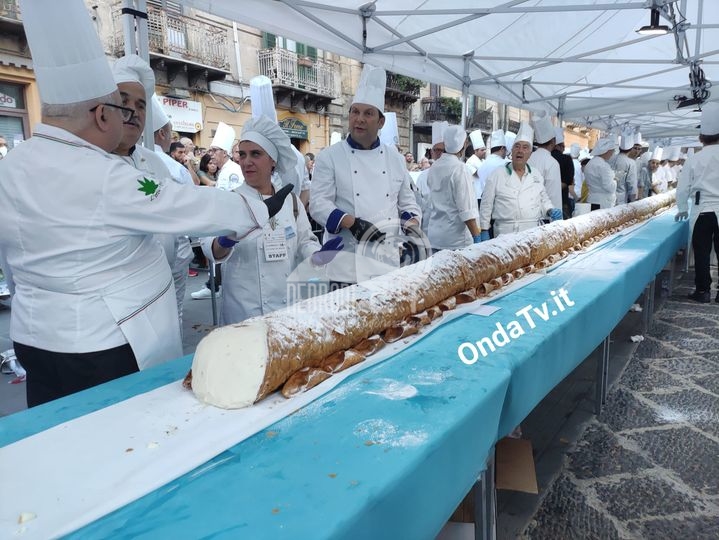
[461,53,472,129]
[557,95,565,123]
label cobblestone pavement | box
[522,275,719,539]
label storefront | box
[0,65,39,150]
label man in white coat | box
[427,125,481,250]
[466,129,487,210]
[212,122,244,192]
[584,137,619,210]
[0,0,293,407]
[528,110,563,213]
[676,102,719,303]
[479,123,561,237]
[609,129,639,205]
[415,121,447,234]
[310,64,421,287]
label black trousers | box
[14,342,139,408]
[693,211,719,292]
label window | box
[0,82,28,149]
[262,32,318,59]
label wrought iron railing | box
[422,96,461,123]
[112,4,230,71]
[257,47,337,98]
[386,72,422,99]
[469,109,493,131]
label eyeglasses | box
[89,103,136,123]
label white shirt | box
[427,153,478,250]
[479,163,553,236]
[677,144,719,215]
[414,169,432,234]
[466,154,484,199]
[572,158,583,200]
[310,139,421,283]
[0,124,267,365]
[528,147,562,209]
[216,159,244,191]
[609,151,638,204]
[477,154,506,200]
[203,183,320,324]
[584,156,617,209]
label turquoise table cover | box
[0,212,687,539]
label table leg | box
[209,263,218,327]
[667,253,676,296]
[473,449,497,540]
[595,334,610,415]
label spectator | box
[197,153,217,187]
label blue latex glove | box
[480,230,491,242]
[311,237,344,265]
[548,208,563,221]
[472,235,482,244]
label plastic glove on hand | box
[480,230,491,242]
[349,218,386,243]
[311,237,344,265]
[403,221,423,239]
[217,235,239,248]
[264,184,294,218]
[675,211,688,222]
[548,208,563,221]
[472,235,482,244]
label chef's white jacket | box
[609,152,638,204]
[414,169,431,234]
[202,184,320,324]
[584,156,617,209]
[427,153,478,250]
[677,145,719,215]
[528,147,562,210]
[0,124,268,369]
[216,159,244,191]
[466,154,484,199]
[479,163,553,236]
[309,140,421,283]
[477,154,506,200]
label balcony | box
[258,47,337,112]
[469,109,494,132]
[112,4,230,89]
[0,0,25,39]
[385,72,422,108]
[422,96,462,124]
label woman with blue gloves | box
[479,122,562,238]
[202,115,342,324]
[426,124,483,250]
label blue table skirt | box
[0,211,687,539]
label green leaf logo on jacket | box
[137,177,160,198]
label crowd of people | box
[0,0,713,408]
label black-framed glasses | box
[89,103,136,123]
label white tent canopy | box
[177,0,717,142]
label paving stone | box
[691,325,719,341]
[656,313,719,329]
[664,300,719,316]
[629,427,719,496]
[621,360,685,393]
[651,321,709,343]
[692,373,719,395]
[593,476,697,521]
[633,515,719,539]
[645,389,719,438]
[522,476,620,540]
[634,337,683,359]
[650,355,719,377]
[568,424,652,479]
[599,387,668,431]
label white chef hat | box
[249,75,278,123]
[20,0,117,105]
[210,122,236,153]
[330,131,343,145]
[579,149,592,161]
[592,137,617,156]
[112,54,155,97]
[666,146,681,161]
[444,125,467,154]
[241,115,296,176]
[469,129,485,150]
[634,131,643,146]
[151,94,170,132]
[489,129,506,149]
[504,131,516,151]
[650,147,663,161]
[700,101,719,135]
[619,129,635,151]
[431,121,449,146]
[554,127,565,144]
[351,64,386,114]
[515,122,534,145]
[531,110,554,144]
[569,143,580,158]
[379,112,399,147]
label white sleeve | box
[676,163,693,213]
[452,166,479,222]
[479,169,499,230]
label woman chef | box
[203,116,340,324]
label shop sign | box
[0,92,17,109]
[159,96,203,133]
[279,117,308,139]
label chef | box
[528,110,563,213]
[584,137,619,210]
[310,64,421,287]
[609,129,639,205]
[202,116,324,323]
[465,129,487,210]
[212,122,244,192]
[676,102,719,303]
[0,0,293,406]
[415,121,448,234]
[110,56,192,330]
[479,122,561,237]
[426,125,481,250]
